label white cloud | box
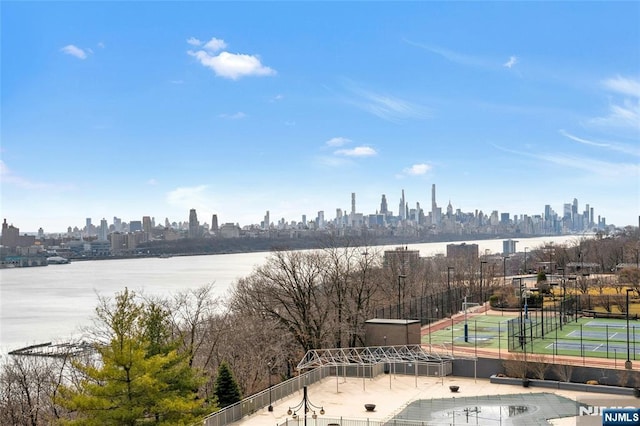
[187,37,202,46]
[166,185,210,209]
[0,160,73,190]
[591,76,640,130]
[560,129,640,157]
[503,56,518,68]
[404,163,432,176]
[97,42,105,48]
[203,37,227,52]
[559,130,610,148]
[326,137,351,147]
[603,76,640,97]
[346,84,430,123]
[188,50,276,80]
[271,94,284,102]
[334,146,377,157]
[494,144,639,179]
[147,178,158,185]
[404,39,487,68]
[170,79,184,84]
[219,112,246,120]
[60,44,89,59]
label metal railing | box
[202,366,333,426]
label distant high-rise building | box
[98,218,109,241]
[431,184,440,225]
[351,192,356,216]
[1,219,19,247]
[380,194,388,215]
[500,213,510,225]
[211,214,219,231]
[317,211,325,229]
[503,239,517,256]
[142,216,152,234]
[399,189,406,220]
[113,217,122,232]
[446,243,479,262]
[130,220,142,233]
[188,209,200,238]
[85,218,95,236]
[263,211,270,230]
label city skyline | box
[2,188,609,236]
[2,2,639,233]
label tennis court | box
[423,312,640,361]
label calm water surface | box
[0,235,580,352]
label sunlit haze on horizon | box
[1,2,639,233]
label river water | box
[0,235,580,353]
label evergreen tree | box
[56,288,209,425]
[213,361,242,408]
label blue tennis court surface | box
[566,330,625,340]
[584,321,630,329]
[546,341,640,354]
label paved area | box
[233,374,597,425]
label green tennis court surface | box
[422,313,640,360]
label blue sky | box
[2,1,639,233]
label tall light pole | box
[480,261,487,307]
[626,288,633,370]
[503,256,509,287]
[447,267,454,316]
[397,274,406,319]
[515,277,524,349]
[558,267,565,329]
[267,362,273,412]
[524,247,529,274]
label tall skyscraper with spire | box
[431,184,441,225]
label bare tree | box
[0,354,64,426]
[502,352,528,379]
[528,353,550,380]
[230,249,332,352]
[552,361,574,382]
[165,283,222,369]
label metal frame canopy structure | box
[296,344,468,370]
[8,341,95,358]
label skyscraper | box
[380,194,388,215]
[188,209,200,238]
[431,184,441,225]
[263,211,270,230]
[97,218,108,241]
[142,216,152,234]
[351,192,356,216]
